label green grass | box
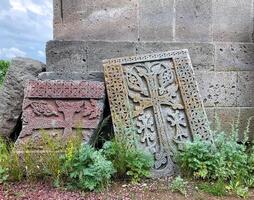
[198,180,227,196]
[0,60,9,85]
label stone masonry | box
[48,0,254,138]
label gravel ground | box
[0,178,253,200]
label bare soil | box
[0,178,253,200]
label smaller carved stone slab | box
[16,80,105,150]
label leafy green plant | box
[61,144,115,191]
[170,176,188,196]
[177,126,254,198]
[176,136,218,179]
[0,60,9,85]
[102,138,154,184]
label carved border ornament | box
[103,49,212,177]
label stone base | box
[38,71,104,82]
[16,80,105,150]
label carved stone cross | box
[104,50,212,177]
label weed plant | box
[61,144,115,191]
[102,133,154,184]
[170,176,188,196]
[177,115,254,198]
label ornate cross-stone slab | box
[16,80,105,150]
[103,49,212,177]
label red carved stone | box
[16,80,105,149]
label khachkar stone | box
[103,49,212,177]
[16,80,105,149]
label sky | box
[0,0,53,62]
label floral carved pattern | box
[104,50,212,177]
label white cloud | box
[9,0,52,16]
[37,50,45,58]
[9,0,26,12]
[0,0,52,61]
[0,47,26,59]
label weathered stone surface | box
[87,41,136,71]
[205,108,215,130]
[46,41,215,72]
[214,108,240,134]
[53,0,138,41]
[0,58,46,138]
[38,72,104,82]
[215,43,254,71]
[214,107,254,141]
[139,0,174,41]
[196,72,237,107]
[237,72,254,107]
[212,0,253,42]
[46,40,88,73]
[46,40,137,72]
[104,50,212,177]
[16,80,105,149]
[136,42,215,71]
[175,0,212,42]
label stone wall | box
[48,0,254,137]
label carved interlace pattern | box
[104,50,212,177]
[26,80,105,99]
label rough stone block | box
[215,43,254,71]
[175,0,212,42]
[237,72,254,107]
[38,72,104,82]
[87,41,136,71]
[0,58,46,138]
[104,50,212,177]
[136,42,215,71]
[46,40,88,73]
[46,41,137,72]
[212,0,253,42]
[196,72,237,107]
[214,107,240,134]
[238,108,254,141]
[214,107,254,141]
[53,0,62,25]
[205,108,215,130]
[16,80,105,149]
[53,0,138,41]
[46,41,215,72]
[139,0,174,41]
